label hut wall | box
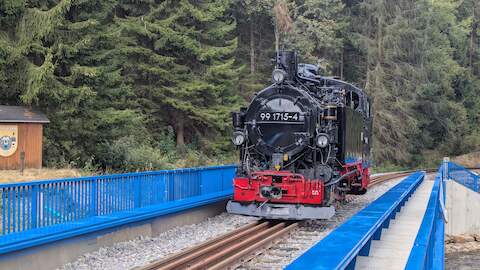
[0,123,43,170]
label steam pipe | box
[325,169,358,187]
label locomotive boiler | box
[226,51,372,220]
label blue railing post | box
[442,157,449,181]
[90,179,98,217]
[1,189,6,235]
[433,202,445,270]
[169,173,175,201]
[30,185,38,229]
[474,174,479,192]
[134,177,142,208]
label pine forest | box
[1,0,479,171]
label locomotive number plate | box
[258,112,301,122]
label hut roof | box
[0,106,50,124]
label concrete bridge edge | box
[0,200,228,270]
[446,180,480,236]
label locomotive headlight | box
[316,134,329,148]
[272,69,287,84]
[232,131,246,146]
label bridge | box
[0,160,478,269]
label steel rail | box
[136,221,263,270]
[369,171,413,186]
[135,220,298,270]
[207,222,298,270]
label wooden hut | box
[0,106,49,170]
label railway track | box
[137,220,297,270]
[135,170,415,270]
[368,166,480,186]
[369,171,413,186]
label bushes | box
[94,131,237,173]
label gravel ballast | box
[59,213,258,270]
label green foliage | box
[0,0,242,171]
[347,0,422,165]
[285,0,346,73]
[1,0,480,171]
[116,0,242,148]
[232,0,275,96]
[371,163,409,174]
[344,0,480,167]
[96,135,173,172]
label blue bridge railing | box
[286,171,426,270]
[286,159,474,270]
[406,161,478,269]
[405,162,446,270]
[446,162,479,192]
[0,165,235,253]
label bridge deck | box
[355,178,434,270]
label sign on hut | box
[0,106,50,170]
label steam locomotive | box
[226,51,372,220]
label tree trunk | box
[250,19,255,74]
[175,115,185,147]
[377,16,383,61]
[275,25,280,59]
[469,24,474,70]
[469,19,477,73]
[340,49,344,80]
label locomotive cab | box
[227,51,372,220]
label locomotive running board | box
[226,201,335,220]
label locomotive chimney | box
[275,51,298,81]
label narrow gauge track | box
[370,166,480,186]
[135,170,416,270]
[137,220,297,270]
[369,171,414,186]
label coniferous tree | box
[345,0,420,165]
[232,0,275,99]
[412,0,470,162]
[1,0,144,168]
[344,0,480,166]
[116,0,242,150]
[285,0,346,75]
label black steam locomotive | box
[227,51,373,220]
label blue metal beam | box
[285,171,425,270]
[0,190,231,254]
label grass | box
[370,164,410,174]
[0,168,84,184]
[452,152,480,168]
